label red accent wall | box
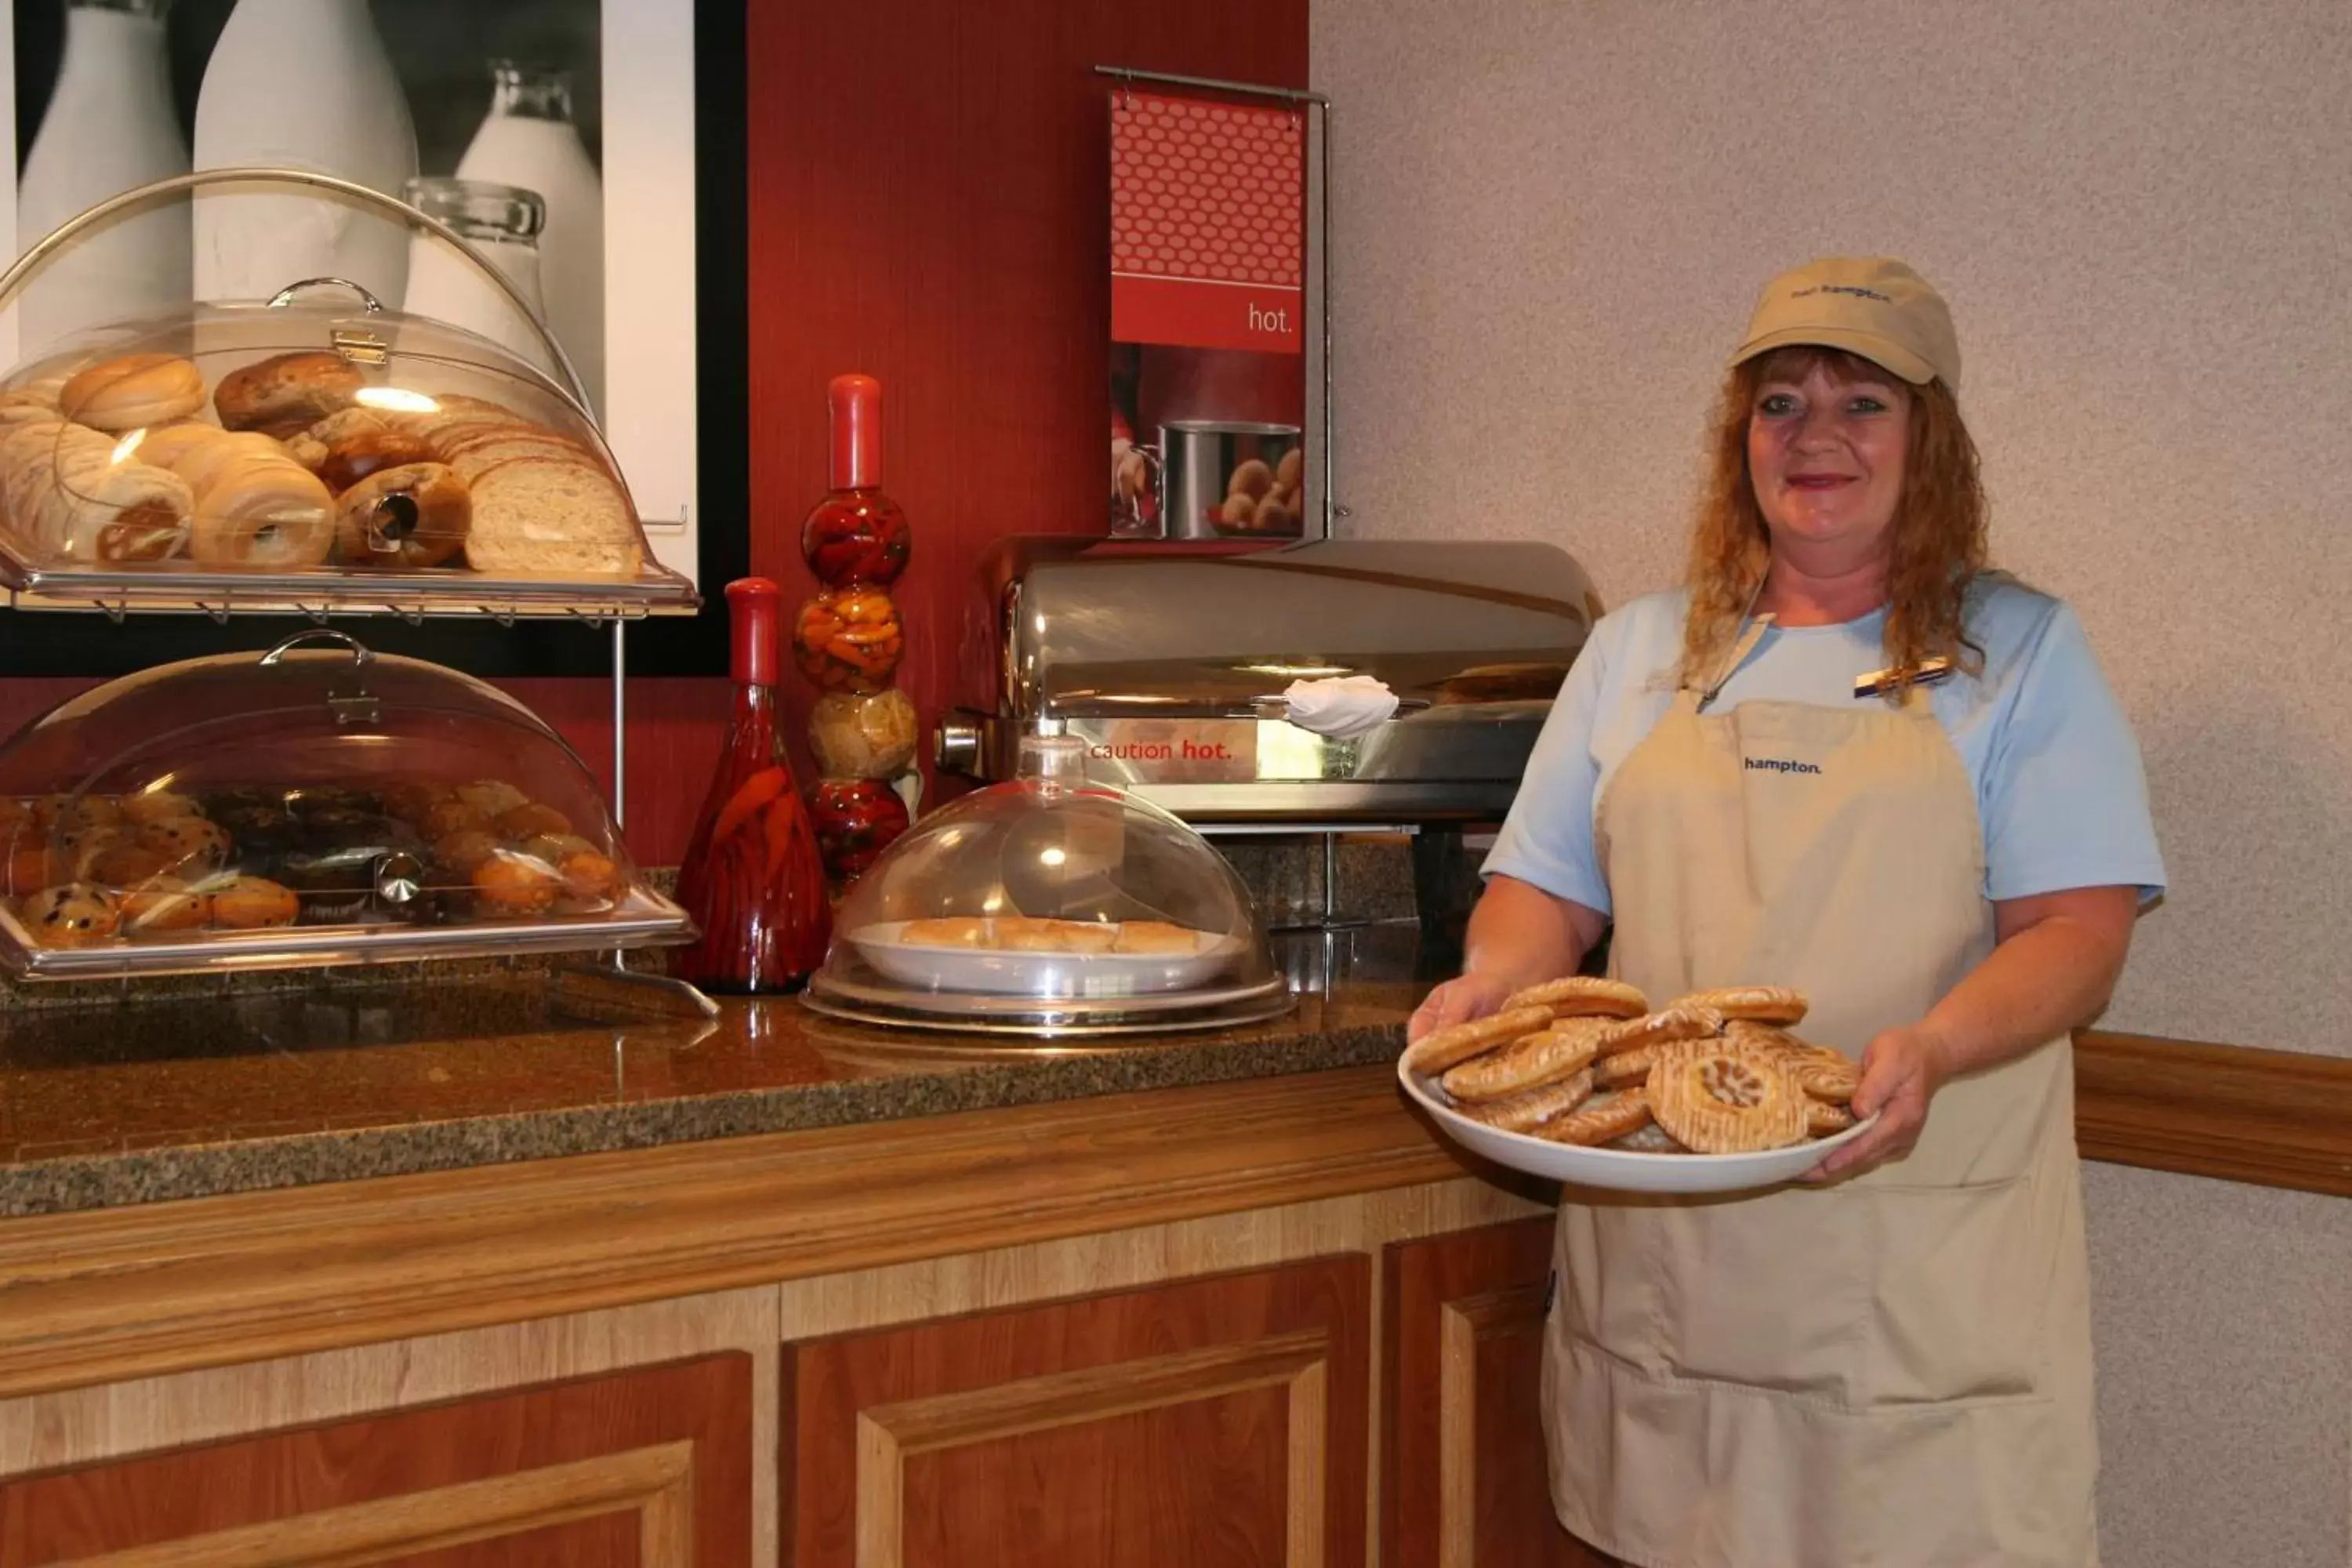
[0,0,1309,866]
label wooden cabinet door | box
[785,1254,1369,1568]
[1385,1217,1606,1568]
[0,1353,752,1566]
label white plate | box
[1397,1055,1875,1195]
[848,920,1250,997]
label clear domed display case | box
[802,734,1291,1036]
[0,169,695,618]
[0,630,693,980]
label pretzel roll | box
[333,462,470,568]
[213,352,365,437]
[187,448,336,569]
[60,354,205,432]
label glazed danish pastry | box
[1500,975,1650,1018]
[1400,1004,1554,1076]
[1451,1068,1595,1132]
[1671,985,1809,1025]
[1599,1003,1726,1058]
[1530,1088,1656,1148]
[1649,1048,1809,1153]
[1440,1015,1616,1101]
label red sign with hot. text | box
[1111,91,1304,354]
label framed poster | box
[0,0,745,677]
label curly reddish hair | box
[1676,345,1988,699]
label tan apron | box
[1541,632,2098,1568]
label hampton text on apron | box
[1541,632,2098,1568]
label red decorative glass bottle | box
[796,373,917,894]
[672,578,832,993]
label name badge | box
[1853,656,1954,700]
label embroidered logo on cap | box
[1744,757,1823,775]
[1791,284,1893,303]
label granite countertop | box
[0,926,1443,1218]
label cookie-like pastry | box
[209,875,300,929]
[1788,1053,1861,1103]
[1499,975,1650,1018]
[1670,985,1809,1025]
[136,815,233,877]
[1806,1100,1858,1136]
[495,802,573,842]
[17,882,119,946]
[118,789,204,826]
[471,853,561,916]
[1610,1120,1691,1154]
[1400,1004,1555,1076]
[1530,1088,1656,1148]
[902,916,989,947]
[1649,1048,1809,1154]
[554,850,621,907]
[1110,919,1200,955]
[1450,1068,1595,1132]
[419,798,494,841]
[84,840,172,888]
[1004,918,1116,954]
[1599,1004,1726,1058]
[59,353,205,432]
[1440,1015,1616,1102]
[118,876,211,935]
[454,779,530,821]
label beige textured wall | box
[1310,1,2352,1563]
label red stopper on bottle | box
[828,373,882,490]
[726,576,782,686]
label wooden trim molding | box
[0,1068,1465,1401]
[0,1034,2334,1405]
[2072,1029,2351,1198]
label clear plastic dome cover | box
[0,630,688,978]
[818,735,1275,1004]
[0,293,691,607]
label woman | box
[1410,257,2164,1567]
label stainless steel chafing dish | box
[936,538,1602,823]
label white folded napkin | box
[1280,674,1399,739]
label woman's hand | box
[1406,971,1517,1043]
[1805,1024,1952,1181]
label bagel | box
[332,461,470,568]
[213,352,365,437]
[59,354,205,432]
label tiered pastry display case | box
[0,171,702,989]
[803,735,1292,1036]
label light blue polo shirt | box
[1483,576,2166,914]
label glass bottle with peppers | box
[672,577,831,993]
[796,373,918,891]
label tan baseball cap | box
[1729,256,1961,390]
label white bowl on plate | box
[849,920,1248,997]
[1397,1054,1874,1195]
